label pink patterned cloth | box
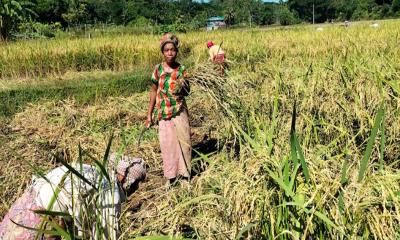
[214,53,225,63]
[159,108,191,179]
[0,188,44,240]
[109,154,146,190]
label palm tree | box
[225,8,235,26]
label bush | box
[277,7,300,26]
[155,23,190,34]
[126,17,156,34]
[263,11,276,25]
[188,15,207,31]
[15,21,62,39]
[127,16,153,28]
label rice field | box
[0,19,400,239]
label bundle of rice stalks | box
[186,62,253,147]
[188,62,242,115]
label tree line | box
[1,0,400,40]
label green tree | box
[262,3,278,25]
[1,0,35,40]
[393,0,400,12]
[32,0,69,25]
[277,4,300,25]
[330,0,357,20]
[351,0,376,19]
[62,1,88,27]
[288,0,335,23]
[125,0,143,24]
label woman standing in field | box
[146,33,191,186]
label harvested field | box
[1,20,400,239]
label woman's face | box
[162,43,177,64]
[117,173,139,196]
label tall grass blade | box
[290,101,297,134]
[85,150,111,184]
[69,184,77,240]
[266,168,294,197]
[340,157,349,185]
[267,94,278,155]
[379,110,386,172]
[312,210,339,232]
[290,134,299,167]
[103,133,114,166]
[284,202,341,231]
[357,105,384,182]
[235,222,258,240]
[45,219,72,240]
[55,154,98,191]
[339,191,345,215]
[33,210,73,219]
[283,156,290,186]
[339,156,349,215]
[288,163,301,193]
[78,143,84,174]
[293,135,310,181]
[290,101,309,180]
[36,172,70,240]
[236,125,259,149]
[10,219,62,237]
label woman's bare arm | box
[146,84,157,128]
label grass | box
[0,69,150,117]
[1,19,400,239]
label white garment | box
[209,45,225,61]
[31,163,124,240]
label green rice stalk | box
[290,101,310,181]
[357,105,385,182]
[235,222,258,240]
[54,154,98,191]
[379,110,386,172]
[294,136,310,182]
[267,95,278,156]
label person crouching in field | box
[146,33,191,187]
[207,40,226,75]
[0,154,146,240]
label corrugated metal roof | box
[207,16,225,21]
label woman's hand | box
[146,114,153,128]
[173,78,190,96]
[173,80,183,95]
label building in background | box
[207,16,226,31]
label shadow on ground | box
[191,137,221,177]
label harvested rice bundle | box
[187,62,243,119]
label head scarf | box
[207,41,214,49]
[109,153,146,190]
[160,32,179,52]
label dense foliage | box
[1,0,400,39]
